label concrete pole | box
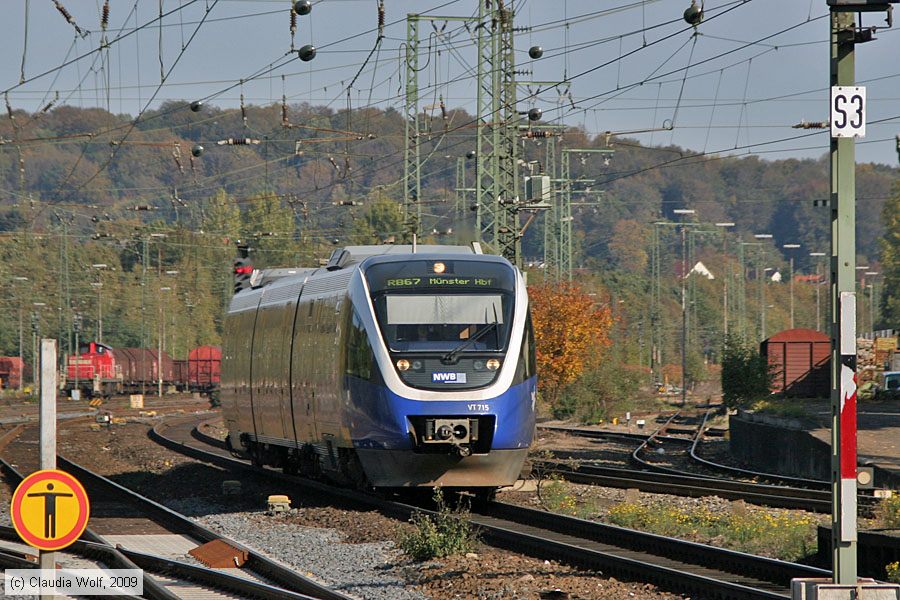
[39,338,57,599]
[681,225,687,407]
[816,262,822,332]
[790,256,795,329]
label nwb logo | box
[432,372,467,384]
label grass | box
[398,488,478,561]
[749,398,814,420]
[606,501,817,562]
[531,476,820,562]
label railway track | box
[540,412,880,516]
[153,414,831,599]
[0,424,351,600]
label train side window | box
[513,309,536,384]
[346,310,373,381]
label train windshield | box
[366,260,515,352]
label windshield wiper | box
[441,321,498,364]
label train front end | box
[348,253,536,490]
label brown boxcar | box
[760,328,830,398]
[188,345,221,391]
[0,357,24,389]
[173,359,189,390]
[111,348,175,391]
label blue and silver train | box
[221,244,537,493]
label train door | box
[252,302,287,441]
[312,296,342,440]
[290,295,317,442]
[279,298,300,447]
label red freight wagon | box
[188,345,221,392]
[760,328,830,398]
[0,357,24,389]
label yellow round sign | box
[11,470,90,551]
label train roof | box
[249,244,487,287]
[230,244,508,312]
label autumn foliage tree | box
[528,281,614,409]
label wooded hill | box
[0,102,896,373]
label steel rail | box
[150,415,833,600]
[0,446,178,600]
[55,455,355,600]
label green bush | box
[398,488,478,561]
[553,359,647,422]
[887,561,900,583]
[875,494,900,529]
[721,335,774,409]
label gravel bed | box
[187,507,426,600]
[0,407,692,599]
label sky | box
[0,0,899,165]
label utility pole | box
[715,223,735,337]
[403,15,423,240]
[558,148,613,279]
[784,243,802,329]
[822,0,899,585]
[830,3,858,584]
[674,209,695,407]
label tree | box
[528,281,613,408]
[608,219,649,272]
[879,181,900,326]
[721,335,774,409]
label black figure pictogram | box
[27,483,74,538]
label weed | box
[398,488,478,561]
[607,501,817,562]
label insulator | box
[378,1,385,37]
[282,95,289,125]
[290,9,297,34]
[40,93,59,113]
[240,92,247,125]
[54,1,84,36]
[439,98,447,120]
[298,44,316,62]
[684,0,703,26]
[101,1,110,30]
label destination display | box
[385,276,496,288]
[366,260,515,293]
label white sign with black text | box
[830,86,866,138]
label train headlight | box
[432,262,446,274]
[396,359,410,371]
[411,360,423,371]
[486,358,501,371]
[473,360,485,371]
